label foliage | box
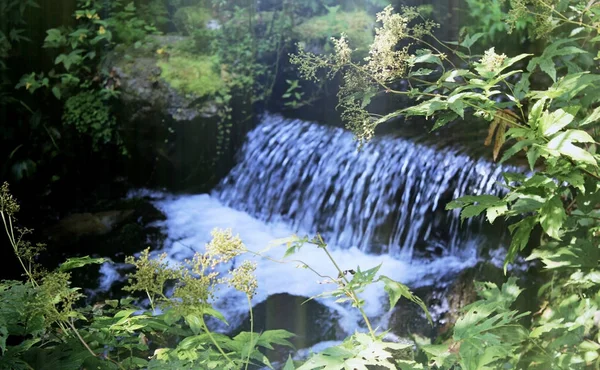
[15,0,132,158]
[294,8,375,53]
[0,185,433,370]
[173,5,213,36]
[460,0,534,47]
[0,186,298,370]
[63,90,122,151]
[292,0,600,368]
[0,0,38,70]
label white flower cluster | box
[479,47,507,72]
[365,5,411,81]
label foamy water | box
[99,191,480,335]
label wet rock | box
[386,286,440,340]
[440,262,505,333]
[232,293,345,363]
[46,210,134,241]
[44,197,166,296]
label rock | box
[386,286,440,340]
[440,262,505,333]
[43,197,167,298]
[232,293,345,363]
[102,35,225,190]
[46,210,134,241]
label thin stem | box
[316,236,376,340]
[244,295,253,370]
[145,289,155,312]
[245,249,338,282]
[1,212,36,285]
[428,33,469,65]
[68,319,126,370]
[201,316,234,364]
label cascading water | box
[215,114,513,259]
[99,113,517,339]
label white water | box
[99,191,479,334]
[99,114,513,338]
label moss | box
[294,10,374,52]
[157,54,224,97]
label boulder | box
[103,35,224,190]
[440,262,505,334]
[232,293,345,363]
[46,210,134,241]
[386,286,441,340]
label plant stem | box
[201,316,234,365]
[317,236,377,340]
[145,289,155,312]
[68,319,126,370]
[1,212,36,285]
[244,295,254,370]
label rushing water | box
[99,114,514,337]
[216,114,512,258]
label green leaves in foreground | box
[58,256,108,272]
[297,333,412,370]
[422,278,528,370]
[379,276,432,324]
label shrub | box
[294,7,374,53]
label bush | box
[294,7,374,53]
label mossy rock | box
[158,54,224,98]
[294,9,374,53]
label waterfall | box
[214,114,513,258]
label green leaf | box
[58,256,108,272]
[581,107,600,126]
[538,109,574,137]
[539,195,566,240]
[412,49,442,65]
[408,68,434,77]
[577,178,600,213]
[499,139,535,163]
[513,73,530,101]
[283,355,296,370]
[0,326,7,353]
[449,100,464,118]
[526,146,541,170]
[51,86,61,100]
[546,129,596,165]
[203,307,228,325]
[431,112,458,131]
[528,97,547,129]
[527,39,587,81]
[460,33,484,49]
[505,216,537,271]
[486,203,508,223]
[185,314,203,335]
[461,204,487,220]
[379,275,432,324]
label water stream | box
[100,114,514,337]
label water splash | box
[215,114,513,258]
